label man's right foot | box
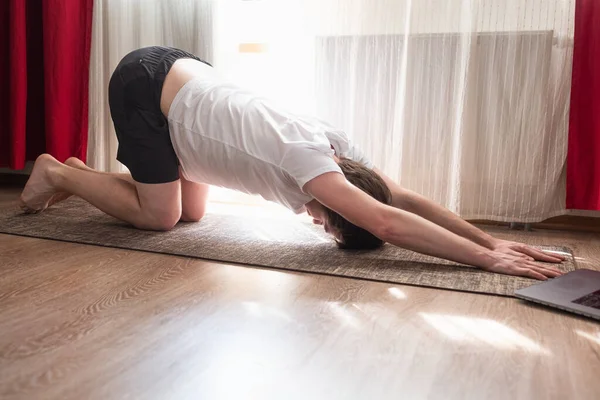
[64,157,88,170]
[46,157,89,207]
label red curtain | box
[0,0,93,170]
[567,0,600,210]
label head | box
[305,158,392,250]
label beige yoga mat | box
[0,198,576,297]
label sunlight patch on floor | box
[420,313,550,354]
[388,287,407,299]
[575,330,600,346]
[206,187,310,222]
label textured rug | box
[0,198,576,297]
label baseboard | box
[470,216,600,233]
[0,173,29,187]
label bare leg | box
[60,157,210,223]
[180,171,210,222]
[20,154,181,230]
[63,157,135,184]
[46,157,136,207]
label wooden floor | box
[1,187,599,400]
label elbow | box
[371,208,412,246]
[375,223,396,244]
[394,195,417,214]
[392,188,420,213]
[372,214,400,244]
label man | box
[20,46,565,280]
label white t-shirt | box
[168,77,373,214]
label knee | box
[137,208,181,231]
[181,208,206,223]
[153,216,179,231]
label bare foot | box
[45,157,89,207]
[64,156,88,170]
[46,191,72,208]
[19,154,63,213]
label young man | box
[20,46,565,280]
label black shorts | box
[108,46,210,184]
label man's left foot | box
[19,154,63,213]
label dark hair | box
[324,158,392,250]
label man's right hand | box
[481,251,564,280]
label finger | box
[518,246,564,263]
[544,251,568,261]
[532,265,563,278]
[519,246,562,262]
[534,249,564,262]
[523,261,564,277]
[519,268,548,281]
[537,253,564,263]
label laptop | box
[514,269,600,321]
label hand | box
[482,251,564,280]
[490,239,566,263]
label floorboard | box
[1,187,599,400]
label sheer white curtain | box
[89,0,581,221]
[87,0,213,173]
[213,0,576,222]
[312,0,576,222]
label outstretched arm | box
[304,172,563,280]
[373,168,565,263]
